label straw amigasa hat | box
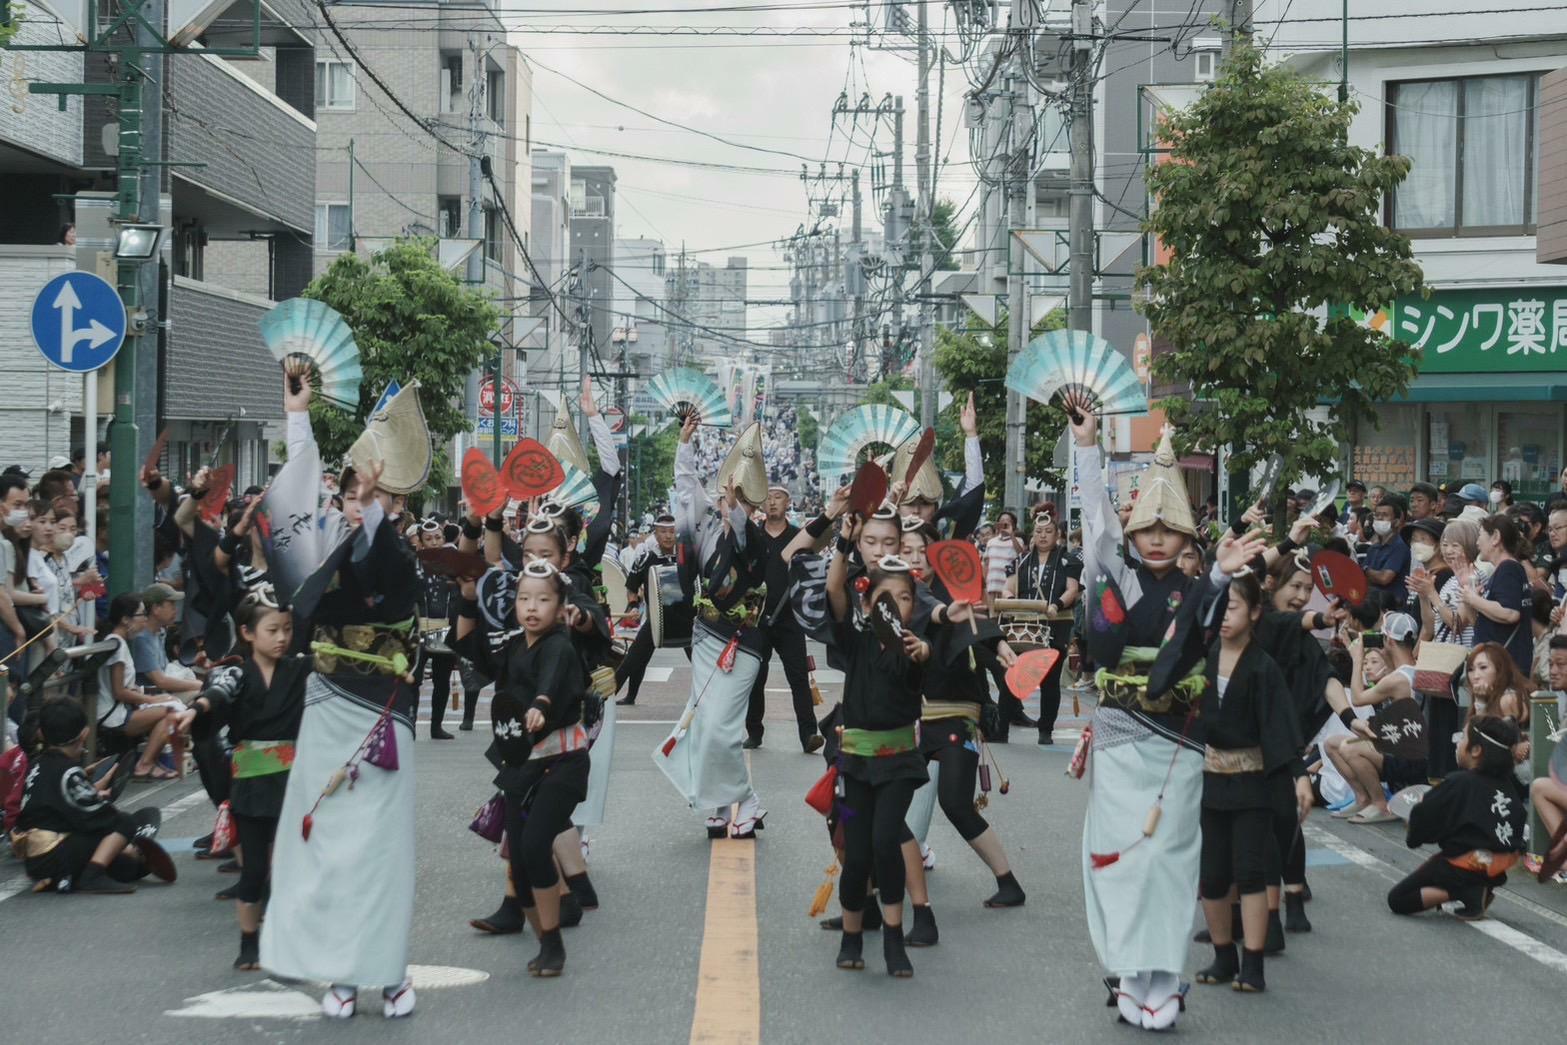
[348,380,431,495]
[718,422,768,507]
[891,434,944,505]
[1124,426,1196,539]
[547,406,592,475]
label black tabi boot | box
[1234,948,1266,992]
[1196,942,1239,985]
[1284,891,1312,933]
[983,871,1026,908]
[1264,909,1286,955]
[882,923,913,978]
[234,930,260,970]
[835,930,865,970]
[469,895,526,935]
[558,892,584,928]
[566,872,599,911]
[905,904,939,947]
[528,929,565,978]
[75,863,134,894]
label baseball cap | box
[1401,517,1444,545]
[47,454,72,470]
[141,582,184,605]
[1457,483,1488,504]
[1383,612,1418,643]
[1346,479,1367,493]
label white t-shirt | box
[985,535,1021,594]
[96,633,137,729]
[27,548,63,614]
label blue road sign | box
[30,272,127,373]
[474,413,519,437]
[372,380,402,415]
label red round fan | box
[199,465,235,525]
[903,427,936,485]
[848,461,888,518]
[1309,550,1368,606]
[929,539,984,606]
[499,439,566,501]
[461,448,507,518]
[1005,648,1061,698]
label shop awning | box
[1390,373,1567,403]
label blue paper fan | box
[817,404,921,485]
[258,298,363,409]
[646,367,732,428]
[545,463,600,523]
[1006,329,1146,417]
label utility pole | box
[1002,2,1035,515]
[914,0,936,427]
[850,169,865,386]
[466,35,485,288]
[1068,0,1093,339]
[1222,0,1254,61]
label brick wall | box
[0,248,88,473]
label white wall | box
[0,247,89,473]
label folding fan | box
[258,298,363,409]
[1006,329,1146,417]
[544,462,600,523]
[816,404,921,486]
[646,367,732,428]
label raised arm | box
[825,516,856,623]
[1067,409,1138,602]
[957,392,983,495]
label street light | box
[113,222,164,260]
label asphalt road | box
[6,645,1567,1044]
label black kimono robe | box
[1199,641,1306,811]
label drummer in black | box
[1002,510,1082,745]
[614,513,682,706]
[744,485,824,753]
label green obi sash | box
[1094,645,1205,716]
[232,740,296,779]
[840,724,919,757]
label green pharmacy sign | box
[1373,287,1567,373]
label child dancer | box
[824,531,930,978]
[1193,575,1312,994]
[1387,716,1526,918]
[484,561,591,976]
[179,587,308,970]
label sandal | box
[1347,807,1397,825]
[1330,803,1367,820]
[132,766,177,782]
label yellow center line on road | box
[689,838,761,1045]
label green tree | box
[933,309,1067,508]
[628,418,679,521]
[862,374,913,407]
[1138,40,1424,488]
[303,240,501,490]
[796,404,820,451]
[930,198,961,272]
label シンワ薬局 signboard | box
[1364,287,1567,373]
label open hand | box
[1214,531,1267,575]
[282,367,312,413]
[679,412,699,444]
[904,632,930,663]
[960,391,978,437]
[1067,398,1098,447]
[354,459,384,506]
[524,707,545,732]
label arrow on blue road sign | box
[372,380,402,415]
[30,271,127,373]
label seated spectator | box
[133,583,201,699]
[1464,642,1528,724]
[1386,716,1525,918]
[1325,612,1422,824]
[97,594,181,782]
[11,699,176,892]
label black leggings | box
[1199,806,1271,899]
[505,769,585,906]
[418,650,456,729]
[840,776,920,911]
[1264,814,1306,889]
[932,744,989,842]
[1037,641,1069,734]
[232,813,277,905]
[1387,854,1500,915]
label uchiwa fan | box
[258,298,363,409]
[817,404,921,486]
[1006,329,1146,418]
[646,367,732,428]
[545,462,600,523]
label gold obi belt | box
[1094,646,1205,717]
[312,619,417,677]
[1203,746,1264,774]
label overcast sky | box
[504,0,979,336]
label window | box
[315,61,355,111]
[1192,40,1220,83]
[440,51,463,115]
[487,69,504,125]
[438,196,462,238]
[315,203,352,252]
[1388,73,1542,236]
[484,207,502,262]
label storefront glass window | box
[1426,408,1489,486]
[1497,410,1562,501]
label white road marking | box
[644,667,674,683]
[1304,823,1567,965]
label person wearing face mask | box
[1488,481,1513,512]
[1363,494,1412,610]
[0,475,41,672]
[1401,517,1448,635]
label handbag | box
[804,764,838,818]
[468,793,506,843]
[1413,641,1469,700]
